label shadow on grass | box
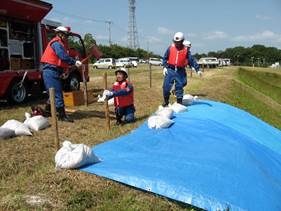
[0,94,48,109]
[70,110,116,120]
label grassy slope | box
[0,65,280,210]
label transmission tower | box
[128,0,139,49]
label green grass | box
[0,66,280,210]
[237,68,281,105]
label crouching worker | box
[103,68,135,125]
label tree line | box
[193,45,281,66]
[81,33,160,62]
[72,33,281,66]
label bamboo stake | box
[49,88,59,151]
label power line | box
[52,9,108,23]
[52,9,112,45]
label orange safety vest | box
[167,44,188,68]
[113,80,134,108]
[40,36,69,68]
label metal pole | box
[149,63,152,88]
[103,72,110,130]
[82,64,88,106]
[49,88,59,152]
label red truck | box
[0,0,89,104]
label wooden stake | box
[49,88,59,152]
[149,63,152,88]
[82,64,88,106]
[103,72,110,130]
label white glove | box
[75,60,82,67]
[197,70,203,77]
[163,68,168,76]
[103,90,113,98]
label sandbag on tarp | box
[81,100,281,211]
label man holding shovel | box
[41,26,82,122]
[162,32,202,106]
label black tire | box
[63,73,80,92]
[108,65,112,69]
[7,79,28,104]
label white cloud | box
[83,19,94,24]
[256,15,272,21]
[191,42,204,47]
[146,36,162,44]
[95,34,108,40]
[157,26,173,35]
[120,36,127,42]
[186,32,196,38]
[204,31,228,40]
[233,30,278,42]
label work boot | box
[115,115,123,125]
[57,107,74,122]
[44,104,51,117]
[177,98,183,104]
[162,96,170,107]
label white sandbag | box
[97,94,106,103]
[155,106,174,119]
[0,127,16,140]
[171,102,188,113]
[1,119,32,136]
[24,113,50,131]
[97,95,114,106]
[108,98,114,106]
[148,115,174,129]
[182,94,198,106]
[55,140,100,169]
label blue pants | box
[116,105,135,123]
[163,68,187,99]
[43,67,64,108]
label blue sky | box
[45,0,281,55]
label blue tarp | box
[81,100,281,211]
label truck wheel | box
[7,79,27,104]
[63,73,80,91]
[108,65,112,69]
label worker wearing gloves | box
[162,32,202,106]
[41,26,82,122]
[103,68,135,125]
[183,40,197,75]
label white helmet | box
[173,32,184,42]
[54,26,70,34]
[115,67,128,77]
[183,40,192,48]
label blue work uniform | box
[162,47,200,99]
[42,41,76,108]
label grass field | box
[0,65,280,210]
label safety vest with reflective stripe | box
[167,44,188,68]
[113,80,134,107]
[40,36,68,68]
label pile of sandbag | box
[1,119,32,138]
[24,113,50,131]
[0,127,16,140]
[182,94,198,106]
[55,140,100,169]
[0,112,50,140]
[148,94,199,129]
[148,106,175,129]
[97,95,114,106]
